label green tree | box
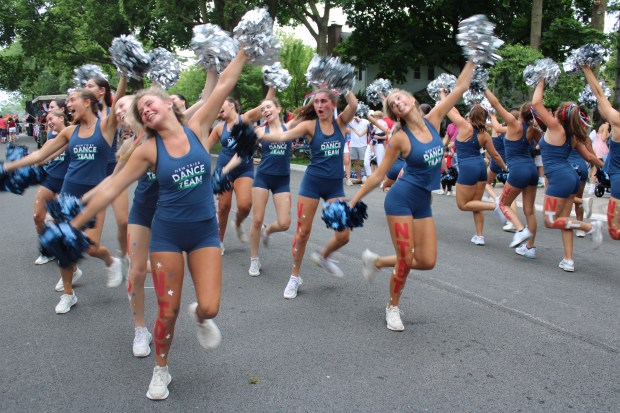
[278,34,314,109]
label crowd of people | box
[1,35,618,402]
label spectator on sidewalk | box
[347,115,370,185]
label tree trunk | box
[591,0,607,31]
[530,0,543,50]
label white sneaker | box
[133,327,152,357]
[345,178,353,186]
[482,195,493,202]
[515,244,536,259]
[261,225,270,247]
[105,257,123,288]
[220,242,225,256]
[559,258,575,272]
[54,267,83,292]
[587,220,603,249]
[494,198,507,224]
[433,189,444,195]
[575,230,586,238]
[231,219,248,243]
[502,221,516,232]
[509,227,532,248]
[146,365,171,400]
[582,197,593,219]
[385,306,404,331]
[447,191,454,196]
[35,254,55,265]
[248,257,261,276]
[188,303,222,350]
[361,249,380,283]
[470,235,485,245]
[361,176,367,183]
[588,183,595,195]
[311,251,344,277]
[55,293,77,314]
[283,275,302,299]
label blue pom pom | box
[229,122,258,159]
[211,168,233,194]
[496,170,508,184]
[348,201,368,229]
[46,194,96,229]
[321,200,350,232]
[6,143,29,162]
[39,222,91,268]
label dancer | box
[209,88,276,254]
[532,79,604,272]
[248,97,292,276]
[33,111,71,267]
[447,104,507,245]
[582,65,620,240]
[350,61,474,331]
[4,81,127,311]
[485,90,543,255]
[86,76,129,259]
[257,88,358,299]
[68,49,247,400]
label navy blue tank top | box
[504,122,534,167]
[454,129,483,161]
[44,133,70,179]
[492,132,506,160]
[154,126,215,222]
[539,134,572,174]
[306,119,345,179]
[219,115,242,158]
[134,170,159,207]
[607,139,620,176]
[64,119,112,185]
[398,119,444,191]
[567,147,586,167]
[257,124,291,176]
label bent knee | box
[197,303,220,320]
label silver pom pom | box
[365,78,393,105]
[191,24,239,73]
[470,65,489,95]
[356,101,370,118]
[427,73,457,101]
[305,55,355,94]
[479,98,495,114]
[463,90,485,106]
[109,35,151,80]
[146,48,181,89]
[72,64,107,87]
[456,15,504,65]
[523,58,561,88]
[233,8,280,66]
[578,80,611,110]
[563,44,607,74]
[262,63,292,91]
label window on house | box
[413,67,421,79]
[428,67,435,80]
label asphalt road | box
[1,137,618,412]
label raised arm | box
[101,76,127,143]
[446,107,469,131]
[428,62,475,126]
[337,91,358,128]
[188,50,248,142]
[489,113,508,134]
[582,65,620,128]
[367,114,389,135]
[242,87,276,124]
[485,89,518,129]
[531,80,560,132]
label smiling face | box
[386,91,415,120]
[85,79,104,102]
[136,94,172,130]
[312,92,335,121]
[115,96,133,124]
[219,100,236,120]
[66,92,91,122]
[261,99,281,123]
[46,113,63,133]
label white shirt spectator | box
[349,117,370,148]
